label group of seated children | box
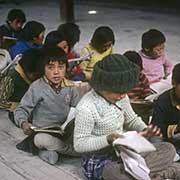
[1,8,180,180]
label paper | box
[120,146,151,180]
[113,131,156,153]
[150,75,172,94]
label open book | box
[30,108,76,135]
[113,131,156,153]
[119,146,151,180]
[68,52,94,63]
[113,131,156,180]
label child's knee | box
[34,133,58,149]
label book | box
[30,125,64,135]
[68,51,94,63]
[130,99,152,105]
[30,107,76,135]
[119,146,151,180]
[150,75,172,94]
[2,36,17,50]
[113,131,156,153]
[0,54,22,74]
[113,131,155,180]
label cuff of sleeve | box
[18,119,27,128]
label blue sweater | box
[9,40,40,59]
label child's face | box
[100,41,112,53]
[101,91,126,103]
[57,40,69,54]
[147,43,165,58]
[44,60,66,85]
[9,19,24,32]
[33,31,45,45]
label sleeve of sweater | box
[14,83,39,127]
[120,95,147,132]
[163,56,173,76]
[151,95,170,137]
[74,107,109,153]
[69,87,81,107]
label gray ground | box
[0,0,180,179]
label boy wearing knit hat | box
[73,54,180,180]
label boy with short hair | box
[0,9,26,48]
[73,54,180,179]
[15,47,80,165]
[152,63,180,139]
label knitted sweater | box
[74,90,147,153]
[79,44,113,80]
[15,78,80,128]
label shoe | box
[38,150,59,165]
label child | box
[0,8,26,48]
[57,23,80,55]
[15,47,80,165]
[76,26,114,81]
[73,54,180,180]
[124,51,152,123]
[0,48,41,123]
[44,30,69,54]
[152,63,180,140]
[9,21,45,59]
[139,29,173,93]
[124,51,152,100]
[57,23,81,78]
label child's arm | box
[163,56,173,78]
[14,83,39,128]
[70,87,81,107]
[79,47,92,80]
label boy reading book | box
[74,54,180,179]
[15,47,80,165]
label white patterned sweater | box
[74,90,147,153]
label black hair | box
[172,63,180,85]
[19,48,41,74]
[57,23,80,50]
[44,30,66,48]
[90,26,115,53]
[123,51,143,70]
[39,47,68,76]
[141,29,166,50]
[19,21,45,41]
[7,9,26,23]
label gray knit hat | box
[89,54,140,93]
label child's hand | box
[21,121,33,135]
[107,133,123,144]
[139,124,161,138]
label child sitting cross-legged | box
[124,50,153,124]
[15,47,81,165]
[139,29,173,94]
